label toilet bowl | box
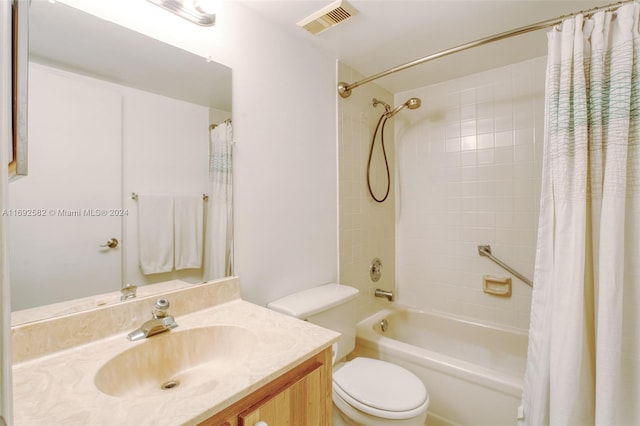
[267,283,429,425]
[332,357,429,426]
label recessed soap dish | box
[482,275,512,297]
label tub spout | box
[374,288,394,302]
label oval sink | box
[95,325,256,397]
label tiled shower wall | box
[338,63,396,321]
[394,57,546,330]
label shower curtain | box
[521,4,640,425]
[204,121,234,280]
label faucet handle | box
[153,298,170,318]
[120,283,137,301]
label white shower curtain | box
[204,121,234,280]
[521,4,640,425]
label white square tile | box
[495,131,513,147]
[477,118,494,135]
[495,147,514,164]
[446,137,461,152]
[446,122,461,139]
[477,85,494,102]
[461,88,477,105]
[460,166,477,181]
[461,151,476,167]
[461,135,477,151]
[461,119,477,136]
[477,133,494,150]
[477,148,495,165]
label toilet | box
[268,283,429,426]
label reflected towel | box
[174,194,203,270]
[137,194,174,275]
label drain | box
[160,380,180,390]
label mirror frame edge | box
[2,1,16,424]
[8,0,28,180]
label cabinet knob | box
[255,422,268,426]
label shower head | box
[405,97,421,110]
[387,97,421,118]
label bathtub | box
[353,306,528,426]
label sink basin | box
[95,325,256,397]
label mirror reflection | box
[8,0,232,324]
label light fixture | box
[146,0,216,26]
[195,0,218,15]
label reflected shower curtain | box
[204,121,234,280]
[521,4,640,425]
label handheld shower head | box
[387,97,421,118]
[405,97,421,110]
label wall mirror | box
[8,0,232,324]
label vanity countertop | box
[11,278,339,426]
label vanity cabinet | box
[199,347,332,426]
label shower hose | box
[367,113,391,203]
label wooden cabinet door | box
[198,348,332,426]
[239,363,323,426]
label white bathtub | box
[353,306,528,426]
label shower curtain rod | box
[209,118,232,130]
[337,0,634,98]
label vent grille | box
[297,0,358,35]
[326,7,352,24]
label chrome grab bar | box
[477,245,533,288]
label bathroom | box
[1,0,639,425]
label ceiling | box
[238,0,616,94]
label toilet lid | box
[333,357,428,419]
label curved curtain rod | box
[337,0,635,98]
[209,118,232,130]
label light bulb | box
[195,0,218,15]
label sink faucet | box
[127,298,178,341]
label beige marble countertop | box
[12,278,339,426]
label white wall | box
[394,57,546,330]
[56,0,339,307]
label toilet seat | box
[333,357,429,420]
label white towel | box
[174,194,203,270]
[137,194,174,275]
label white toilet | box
[268,283,429,426]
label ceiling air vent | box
[297,0,359,36]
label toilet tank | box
[267,283,359,362]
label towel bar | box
[131,192,209,201]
